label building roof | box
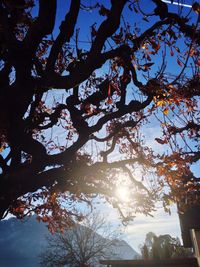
[100,258,198,267]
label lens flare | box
[115,186,130,203]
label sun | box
[115,186,130,203]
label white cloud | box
[122,207,182,252]
[92,200,182,253]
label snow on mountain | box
[110,239,139,260]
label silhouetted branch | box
[46,0,80,73]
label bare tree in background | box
[40,213,120,267]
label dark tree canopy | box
[0,0,199,229]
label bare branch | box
[46,0,80,73]
[90,95,152,134]
[90,0,127,55]
[90,119,142,142]
[24,0,57,55]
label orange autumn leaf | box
[155,138,167,144]
[163,107,169,115]
[155,42,161,51]
[143,62,154,70]
[107,98,113,105]
[195,59,200,67]
[192,2,200,14]
[156,100,165,107]
[108,83,111,98]
[177,58,183,67]
[170,48,174,57]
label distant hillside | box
[0,216,139,267]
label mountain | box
[110,239,140,260]
[0,216,139,267]
[0,216,48,267]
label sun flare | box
[115,186,130,203]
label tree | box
[140,232,193,260]
[39,213,119,267]
[0,0,199,228]
[141,244,149,260]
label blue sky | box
[2,0,198,253]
